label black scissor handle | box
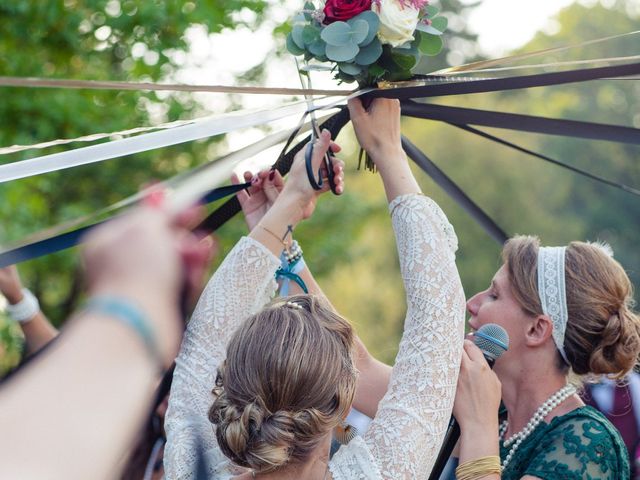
[304,136,339,194]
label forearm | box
[458,423,500,464]
[249,193,306,258]
[457,424,501,480]
[0,311,159,479]
[371,147,422,203]
[352,335,392,418]
[21,312,58,355]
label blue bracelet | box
[276,257,308,295]
[84,296,162,367]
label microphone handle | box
[428,416,460,480]
[427,355,495,480]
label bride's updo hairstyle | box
[209,294,357,474]
[502,236,640,379]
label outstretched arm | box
[0,204,209,480]
[339,99,465,478]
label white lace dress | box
[164,194,466,479]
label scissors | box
[296,60,339,195]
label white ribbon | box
[0,100,315,183]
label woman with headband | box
[343,98,640,479]
[164,104,466,478]
[451,237,640,479]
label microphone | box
[428,324,509,480]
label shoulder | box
[523,406,629,479]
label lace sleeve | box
[359,194,465,479]
[164,236,280,480]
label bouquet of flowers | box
[286,0,447,87]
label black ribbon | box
[0,183,250,268]
[400,100,640,145]
[370,62,640,99]
[5,60,640,265]
[401,136,509,244]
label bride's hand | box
[348,98,403,172]
[233,169,284,232]
[282,129,345,220]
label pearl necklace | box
[499,384,577,469]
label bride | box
[164,98,466,479]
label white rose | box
[373,0,420,48]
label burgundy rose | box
[323,0,372,24]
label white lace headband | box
[537,246,570,365]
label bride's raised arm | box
[330,99,466,479]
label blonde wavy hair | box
[208,294,357,473]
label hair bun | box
[210,394,295,473]
[588,307,640,378]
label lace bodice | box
[500,406,630,480]
[164,194,465,479]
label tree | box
[0,0,266,323]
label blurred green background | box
[0,0,638,371]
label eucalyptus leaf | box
[338,62,362,75]
[321,21,352,46]
[418,31,443,55]
[286,33,305,56]
[302,25,320,44]
[355,38,382,65]
[350,10,380,46]
[390,52,417,71]
[425,5,439,17]
[308,39,326,57]
[431,16,448,33]
[368,64,386,77]
[325,42,359,62]
[350,19,369,45]
[292,25,306,49]
[416,23,443,36]
[303,1,315,20]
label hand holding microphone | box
[428,324,508,480]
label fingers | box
[332,160,345,195]
[463,339,488,363]
[263,170,282,203]
[180,235,217,307]
[172,204,205,231]
[313,130,332,169]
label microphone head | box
[473,324,509,362]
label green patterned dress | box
[500,406,629,479]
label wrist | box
[5,288,39,323]
[267,192,306,225]
[369,146,407,170]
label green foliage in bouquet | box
[286,1,447,87]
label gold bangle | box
[455,455,502,480]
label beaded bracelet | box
[83,296,162,368]
[455,455,502,480]
[277,241,307,295]
[5,288,40,323]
